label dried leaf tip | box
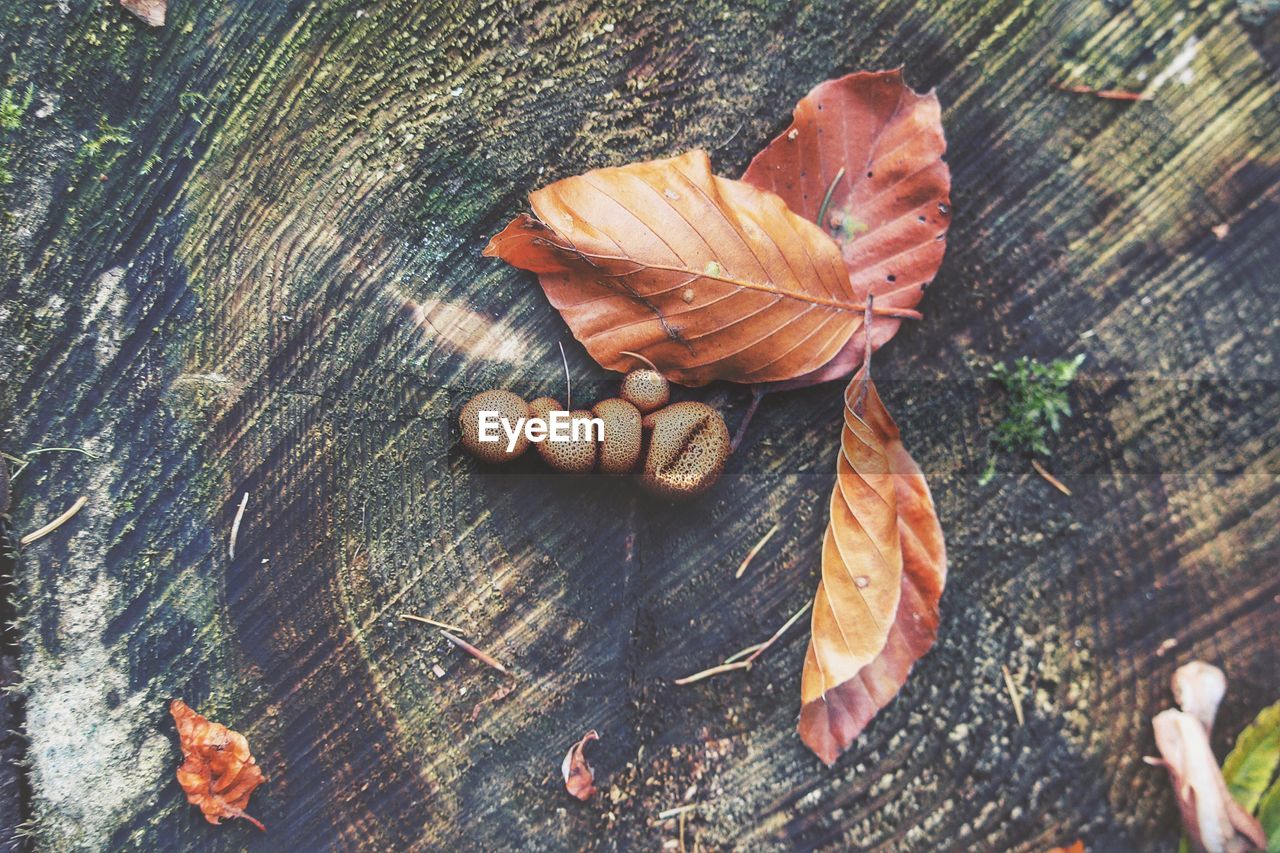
[562,730,600,800]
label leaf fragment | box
[1222,699,1280,816]
[1150,709,1266,853]
[120,0,165,26]
[170,699,266,831]
[562,730,600,800]
[485,150,888,386]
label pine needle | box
[440,629,510,675]
[1030,460,1072,496]
[20,496,87,546]
[228,492,248,560]
[558,340,572,410]
[673,661,751,685]
[399,612,467,633]
[735,523,779,579]
[674,601,811,684]
[1001,665,1025,726]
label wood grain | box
[0,0,1276,849]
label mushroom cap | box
[640,402,730,500]
[537,409,599,473]
[620,369,671,414]
[527,396,562,421]
[592,398,643,475]
[459,390,530,463]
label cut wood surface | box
[0,0,1277,850]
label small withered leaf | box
[120,0,165,26]
[170,700,266,831]
[561,729,600,801]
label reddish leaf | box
[562,730,600,800]
[742,70,951,388]
[120,0,165,26]
[170,700,266,831]
[1149,709,1266,853]
[1045,843,1086,853]
[798,371,947,765]
[484,150,920,387]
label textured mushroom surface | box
[592,398,643,475]
[619,370,670,414]
[459,390,530,463]
[640,402,730,500]
[527,396,563,422]
[538,409,599,473]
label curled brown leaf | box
[171,699,266,831]
[120,0,165,26]
[562,730,600,800]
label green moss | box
[980,355,1085,484]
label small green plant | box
[0,86,32,131]
[980,354,1084,484]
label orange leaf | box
[561,730,600,801]
[485,150,909,387]
[170,699,266,831]
[1045,843,1086,853]
[742,70,951,387]
[798,372,947,765]
[120,0,165,26]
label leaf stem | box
[816,165,847,227]
[729,386,766,454]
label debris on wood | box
[1031,460,1072,496]
[1050,81,1150,101]
[1045,842,1084,853]
[170,700,266,831]
[1001,665,1025,727]
[469,682,516,722]
[656,803,701,820]
[734,522,779,579]
[229,492,248,560]
[1156,637,1178,657]
[440,629,510,675]
[562,730,600,800]
[399,612,467,633]
[20,495,87,546]
[674,602,810,684]
[120,0,165,27]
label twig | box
[1050,81,1149,101]
[673,661,751,685]
[674,601,811,683]
[228,492,248,560]
[20,496,87,546]
[558,340,572,410]
[6,445,100,480]
[744,601,811,663]
[722,642,765,664]
[1001,664,1025,726]
[441,629,510,675]
[657,803,702,820]
[400,613,467,633]
[1030,460,1072,496]
[729,386,766,454]
[679,810,687,853]
[816,165,847,227]
[618,350,659,372]
[735,523,779,579]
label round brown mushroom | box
[620,369,670,414]
[640,401,730,500]
[527,396,562,422]
[537,409,598,474]
[592,398,643,475]
[459,389,530,463]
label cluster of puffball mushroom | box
[458,368,731,501]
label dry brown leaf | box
[1149,709,1266,853]
[485,150,919,387]
[120,0,165,26]
[562,729,600,800]
[171,699,266,831]
[742,70,951,387]
[798,371,946,764]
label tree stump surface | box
[0,0,1277,849]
